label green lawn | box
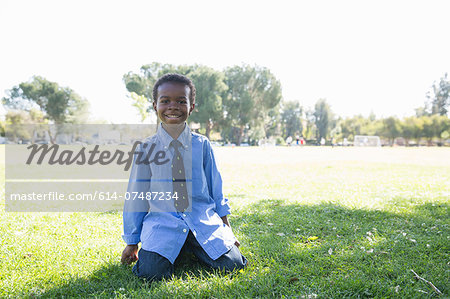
[1,146,449,298]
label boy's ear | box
[153,101,157,111]
[189,103,195,115]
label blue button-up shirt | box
[122,123,236,263]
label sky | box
[1,0,449,123]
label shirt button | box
[182,214,186,217]
[183,228,187,233]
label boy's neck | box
[161,122,186,140]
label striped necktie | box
[171,139,189,212]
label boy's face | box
[153,82,194,125]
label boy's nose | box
[168,101,180,109]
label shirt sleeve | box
[122,142,151,245]
[203,138,231,217]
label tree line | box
[123,62,282,145]
[1,64,449,146]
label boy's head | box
[152,73,196,125]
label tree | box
[439,116,450,143]
[223,64,282,145]
[330,122,342,141]
[336,115,383,143]
[188,66,228,139]
[415,106,429,117]
[0,120,4,137]
[264,106,282,139]
[281,101,303,138]
[421,115,435,144]
[4,110,33,142]
[304,108,316,140]
[222,65,253,144]
[422,115,450,145]
[381,116,401,145]
[4,109,47,142]
[129,92,150,123]
[313,99,333,143]
[401,116,423,145]
[427,73,449,116]
[339,116,362,140]
[2,76,89,124]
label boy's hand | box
[121,244,138,265]
[221,215,241,247]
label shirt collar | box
[157,122,191,149]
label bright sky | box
[1,0,449,123]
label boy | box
[121,73,247,281]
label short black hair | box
[152,73,196,104]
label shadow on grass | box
[38,200,448,298]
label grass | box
[0,146,449,298]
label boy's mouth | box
[164,114,182,119]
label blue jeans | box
[132,230,247,281]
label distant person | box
[295,134,300,145]
[320,138,325,146]
[121,73,247,281]
[286,136,293,146]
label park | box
[1,145,448,297]
[1,1,449,297]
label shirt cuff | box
[122,234,140,245]
[215,197,232,217]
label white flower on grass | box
[300,293,318,299]
[409,239,417,243]
[119,288,125,292]
[267,223,274,226]
[328,248,333,255]
[276,232,285,236]
[366,249,374,253]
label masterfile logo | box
[25,142,170,171]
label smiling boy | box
[121,73,247,281]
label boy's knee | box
[132,249,173,281]
[212,246,247,272]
